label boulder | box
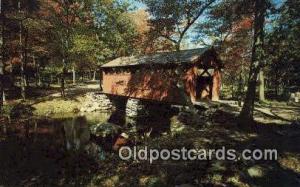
[90,122,121,139]
[101,175,120,187]
[84,142,106,161]
[170,116,190,135]
[139,176,165,187]
[247,165,265,178]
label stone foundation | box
[126,98,145,118]
[290,92,300,103]
[80,92,114,112]
[81,93,178,119]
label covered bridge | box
[100,48,222,104]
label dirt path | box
[219,100,300,124]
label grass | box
[32,97,84,116]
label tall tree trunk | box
[93,70,96,81]
[231,83,234,99]
[0,0,4,113]
[33,55,41,87]
[174,42,195,109]
[99,68,103,91]
[239,0,266,124]
[38,72,41,86]
[238,74,243,107]
[61,12,70,97]
[0,71,3,114]
[19,23,26,100]
[175,43,181,52]
[2,90,5,102]
[18,1,25,100]
[89,70,92,80]
[60,60,66,97]
[34,55,38,86]
[72,66,76,85]
[50,74,53,84]
[60,22,69,97]
[275,75,279,98]
[24,28,29,87]
[259,69,265,102]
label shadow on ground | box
[0,103,300,187]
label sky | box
[127,0,207,49]
[130,0,285,12]
[128,0,147,10]
[128,0,286,49]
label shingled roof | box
[101,47,213,68]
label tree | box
[220,18,252,102]
[0,0,41,100]
[239,0,268,124]
[141,0,217,107]
[0,0,19,105]
[142,0,216,51]
[21,3,51,87]
[0,0,4,112]
[265,0,300,98]
[18,0,40,99]
[258,69,265,101]
[45,0,88,96]
[67,0,140,84]
[194,1,253,102]
[127,9,175,54]
[92,0,140,58]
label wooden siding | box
[102,69,184,103]
[102,65,221,104]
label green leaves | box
[92,0,139,57]
[265,0,300,90]
[45,0,140,71]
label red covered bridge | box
[100,48,222,104]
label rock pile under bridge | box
[80,93,114,112]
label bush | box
[2,104,13,116]
[9,103,34,119]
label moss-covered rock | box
[90,122,121,138]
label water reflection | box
[63,115,90,151]
[5,112,112,156]
[5,105,177,151]
[0,107,178,185]
[0,115,102,186]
